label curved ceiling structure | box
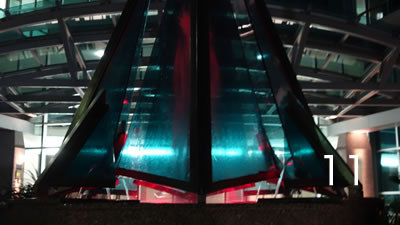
[0,0,399,125]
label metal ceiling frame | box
[0,0,399,119]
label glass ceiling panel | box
[301,49,371,78]
[6,0,103,17]
[0,22,58,42]
[0,46,66,74]
[8,0,56,16]
[76,41,107,61]
[62,0,103,6]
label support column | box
[346,132,377,197]
[0,129,15,191]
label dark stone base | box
[0,198,387,225]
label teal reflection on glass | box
[229,0,328,183]
[63,0,150,184]
[210,0,280,182]
[8,1,56,15]
[378,151,400,192]
[378,128,396,150]
[117,0,191,182]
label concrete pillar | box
[0,130,15,191]
[346,132,376,198]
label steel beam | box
[310,107,369,118]
[112,15,118,27]
[0,2,126,34]
[30,49,43,66]
[0,106,367,118]
[298,67,353,82]
[57,17,79,80]
[379,48,400,87]
[0,79,89,88]
[1,2,398,51]
[307,96,400,107]
[5,95,81,103]
[16,94,397,107]
[0,1,397,59]
[3,78,400,92]
[300,81,400,91]
[0,32,112,55]
[289,22,310,72]
[57,17,88,80]
[0,28,386,68]
[360,63,381,83]
[0,92,25,113]
[268,5,400,48]
[58,17,89,96]
[0,35,61,55]
[320,53,336,70]
[0,2,396,70]
[0,61,98,81]
[0,105,348,117]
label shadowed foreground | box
[0,198,387,225]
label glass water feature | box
[117,0,192,182]
[35,0,357,201]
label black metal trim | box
[116,168,194,193]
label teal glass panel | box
[47,50,67,65]
[300,54,316,69]
[21,23,59,38]
[389,69,400,84]
[62,0,102,5]
[378,151,400,192]
[0,30,22,42]
[8,0,56,15]
[77,42,107,61]
[18,51,41,70]
[343,57,369,78]
[61,0,150,184]
[0,54,18,73]
[325,60,343,74]
[241,0,330,183]
[209,0,281,182]
[117,0,191,182]
[378,128,397,150]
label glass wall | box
[22,114,68,186]
[375,126,400,205]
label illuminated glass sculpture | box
[35,0,359,199]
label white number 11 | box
[324,155,358,186]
